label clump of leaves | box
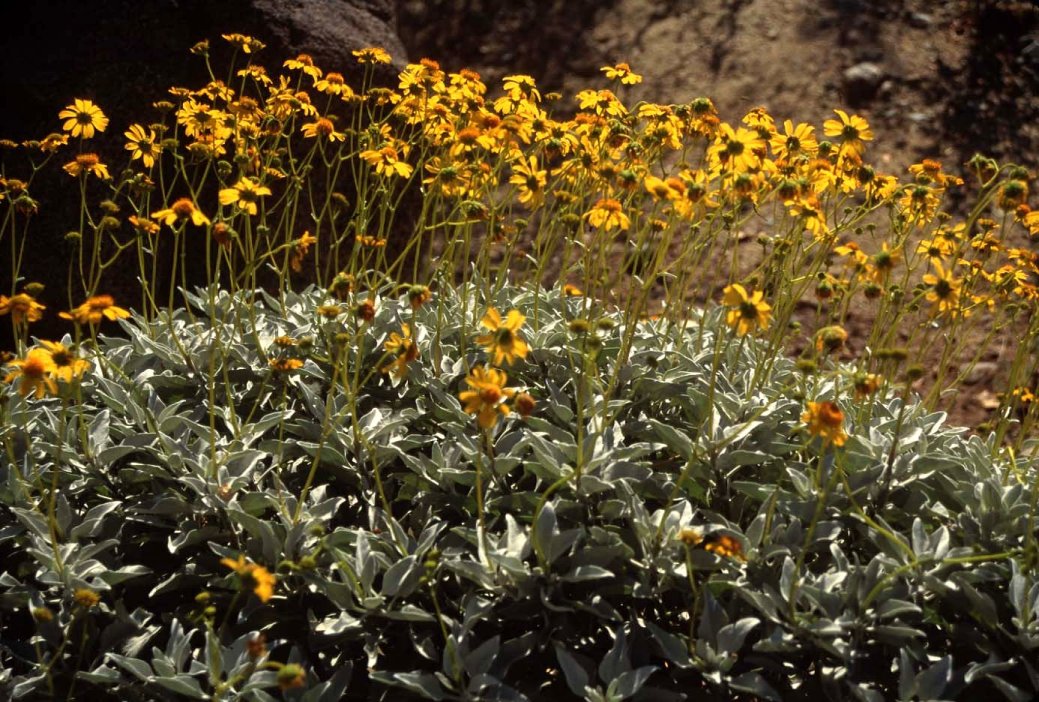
[1,282,1037,701]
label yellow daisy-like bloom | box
[770,119,818,160]
[38,340,90,383]
[301,117,345,141]
[58,98,109,139]
[722,284,771,336]
[922,259,962,318]
[709,123,765,172]
[222,33,265,54]
[382,324,420,380]
[152,198,211,228]
[458,365,517,429]
[476,308,530,366]
[508,154,547,208]
[601,62,642,85]
[314,71,354,97]
[283,53,322,79]
[802,401,848,447]
[58,295,131,326]
[62,153,110,180]
[124,124,161,168]
[822,109,873,155]
[220,555,276,603]
[359,146,413,178]
[218,177,272,216]
[584,198,631,231]
[4,349,58,398]
[0,293,46,325]
[353,47,392,64]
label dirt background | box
[397,0,1039,431]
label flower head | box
[4,349,58,398]
[58,99,108,139]
[221,555,276,602]
[382,324,419,380]
[62,153,110,179]
[458,364,517,429]
[218,177,272,216]
[124,124,161,168]
[59,295,130,325]
[353,47,392,64]
[601,62,642,85]
[802,401,847,447]
[38,340,90,383]
[823,109,873,155]
[0,293,46,325]
[476,308,530,365]
[584,198,631,231]
[152,198,210,228]
[722,284,771,336]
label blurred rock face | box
[0,0,406,344]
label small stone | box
[909,12,933,29]
[842,62,885,106]
[964,361,999,385]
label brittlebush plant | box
[1,33,1038,700]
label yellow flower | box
[584,198,631,231]
[0,293,46,325]
[59,295,131,325]
[458,365,517,429]
[73,588,101,608]
[853,373,883,400]
[601,62,642,85]
[301,117,345,141]
[152,198,211,228]
[703,533,748,561]
[382,324,419,380]
[218,177,272,216]
[562,284,583,297]
[709,124,765,172]
[476,308,530,366]
[222,33,265,53]
[722,284,771,336]
[770,119,818,160]
[802,401,848,447]
[359,146,413,178]
[58,99,108,139]
[269,358,304,372]
[314,71,354,97]
[922,259,962,318]
[62,153,110,179]
[353,47,392,64]
[508,154,547,208]
[283,53,322,79]
[290,231,318,272]
[221,555,276,603]
[124,124,161,168]
[38,341,90,383]
[822,109,873,155]
[4,349,58,398]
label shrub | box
[1,34,1038,701]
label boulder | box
[0,0,406,346]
